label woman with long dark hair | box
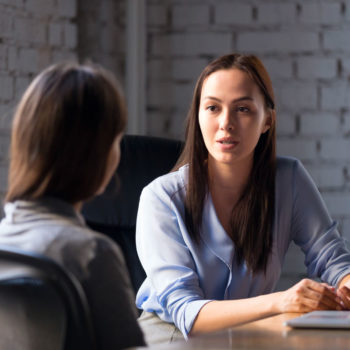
[0,62,145,349]
[135,53,350,343]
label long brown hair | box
[174,53,276,273]
[6,62,126,204]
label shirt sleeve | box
[291,159,350,286]
[82,237,145,349]
[136,184,212,338]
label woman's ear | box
[262,110,273,134]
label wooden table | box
[143,313,350,349]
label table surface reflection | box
[138,313,350,349]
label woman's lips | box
[216,138,239,149]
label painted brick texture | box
[0,0,79,200]
[77,0,126,85]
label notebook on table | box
[285,311,350,329]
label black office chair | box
[82,135,183,294]
[0,245,96,350]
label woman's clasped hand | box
[277,279,344,313]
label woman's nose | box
[219,109,234,131]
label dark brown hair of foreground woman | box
[6,62,126,204]
[174,53,276,273]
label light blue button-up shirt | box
[136,156,350,337]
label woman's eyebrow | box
[203,96,222,102]
[203,96,253,103]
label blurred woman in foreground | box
[0,62,145,349]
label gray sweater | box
[0,197,145,350]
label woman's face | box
[96,133,123,195]
[198,68,271,169]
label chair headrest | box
[82,135,183,228]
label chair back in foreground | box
[0,245,96,350]
[82,135,183,293]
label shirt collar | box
[3,197,85,227]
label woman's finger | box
[304,288,342,310]
[337,286,350,309]
[306,280,335,297]
[297,279,342,310]
[308,280,341,301]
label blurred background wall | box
[1,0,350,289]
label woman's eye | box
[237,106,249,113]
[206,105,218,112]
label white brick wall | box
[280,83,318,110]
[323,193,350,217]
[237,31,319,53]
[321,139,350,160]
[0,46,7,70]
[7,47,18,72]
[148,81,193,112]
[147,4,167,27]
[64,22,77,49]
[149,57,207,82]
[346,0,350,22]
[343,114,350,134]
[151,32,232,56]
[25,0,56,17]
[0,0,78,200]
[15,18,47,45]
[323,30,350,51]
[297,57,337,80]
[57,0,77,18]
[147,110,186,140]
[300,113,339,136]
[0,164,8,196]
[148,81,172,108]
[77,0,126,84]
[321,82,350,110]
[340,58,350,77]
[263,59,293,80]
[49,23,62,47]
[0,12,13,38]
[171,58,207,81]
[308,165,344,189]
[0,104,13,131]
[276,113,296,136]
[257,3,296,25]
[341,218,350,249]
[300,2,342,25]
[0,75,14,101]
[18,48,39,74]
[14,76,30,100]
[277,139,317,161]
[173,4,209,28]
[215,3,252,26]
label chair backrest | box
[0,245,96,350]
[82,135,183,293]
